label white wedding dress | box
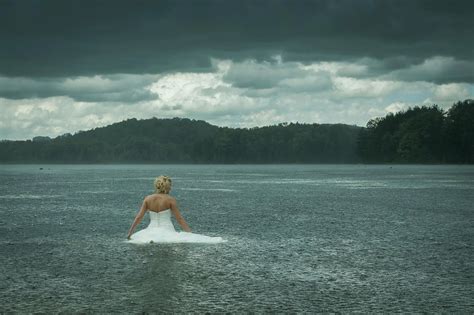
[128,209,225,244]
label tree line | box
[0,99,472,164]
[357,99,473,163]
[0,118,360,163]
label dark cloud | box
[382,57,474,84]
[1,0,473,80]
[222,59,312,89]
[0,74,159,102]
[221,58,334,92]
[330,57,474,84]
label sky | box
[1,0,473,140]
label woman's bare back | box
[145,193,175,213]
[143,194,190,232]
[127,176,192,239]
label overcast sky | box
[1,0,473,140]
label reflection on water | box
[0,164,473,312]
[127,245,188,311]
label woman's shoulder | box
[144,193,176,201]
[144,194,155,200]
[165,194,177,202]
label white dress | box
[128,209,225,244]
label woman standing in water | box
[127,175,224,244]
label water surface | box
[0,164,473,312]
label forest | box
[0,99,472,164]
[0,117,361,163]
[357,99,473,163]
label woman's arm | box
[127,198,148,239]
[170,199,191,232]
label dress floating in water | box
[128,209,225,244]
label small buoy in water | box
[39,167,43,170]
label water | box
[0,164,473,313]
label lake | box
[0,164,473,312]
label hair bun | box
[154,175,172,194]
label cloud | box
[385,102,409,114]
[384,57,474,84]
[433,84,470,101]
[0,0,472,78]
[0,58,472,140]
[426,83,470,104]
[0,74,160,102]
[331,77,402,100]
[222,58,312,89]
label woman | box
[127,175,224,244]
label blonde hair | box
[154,175,172,194]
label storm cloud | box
[0,74,160,102]
[2,0,473,79]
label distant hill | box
[0,118,362,163]
[2,99,472,164]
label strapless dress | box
[128,209,225,244]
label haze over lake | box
[1,164,473,312]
